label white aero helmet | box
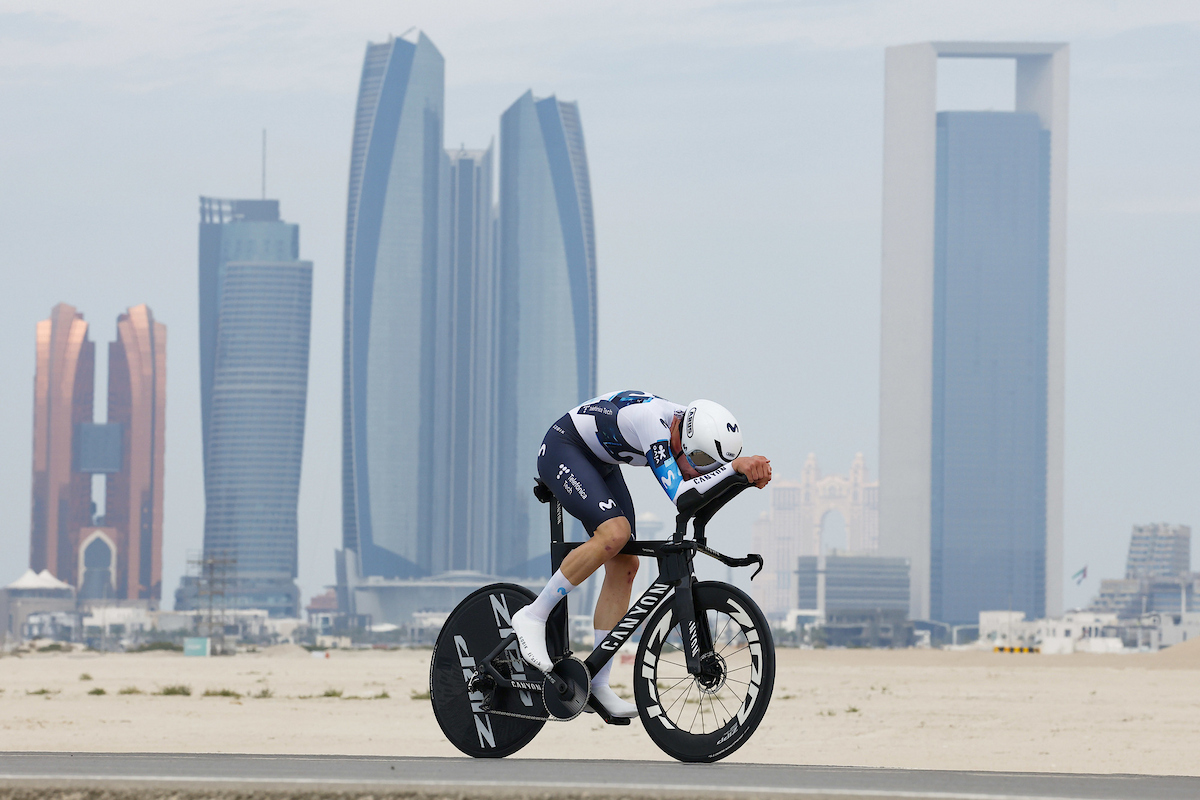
[681,399,743,474]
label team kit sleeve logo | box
[648,440,682,498]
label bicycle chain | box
[478,655,583,722]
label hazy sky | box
[2,1,1197,612]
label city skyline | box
[1,8,1196,612]
[341,32,598,605]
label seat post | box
[549,495,567,573]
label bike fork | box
[672,572,715,676]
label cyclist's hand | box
[732,455,771,488]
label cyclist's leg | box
[585,467,640,716]
[593,466,639,630]
[534,422,631,588]
[514,421,630,671]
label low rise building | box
[1129,611,1200,650]
[343,570,544,629]
[306,589,338,635]
[979,610,1126,653]
[1,569,76,644]
[796,553,911,647]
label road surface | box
[0,752,1197,799]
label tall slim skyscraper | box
[105,305,166,601]
[342,31,445,581]
[30,303,94,583]
[196,197,311,616]
[31,303,166,601]
[497,91,598,575]
[879,42,1068,623]
[440,145,498,574]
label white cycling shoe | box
[590,683,638,718]
[511,607,553,674]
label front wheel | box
[633,581,775,762]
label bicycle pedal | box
[585,696,631,725]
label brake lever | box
[697,545,765,581]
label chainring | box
[543,657,590,721]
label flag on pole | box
[1072,566,1087,585]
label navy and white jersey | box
[566,390,736,505]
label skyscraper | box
[338,37,599,624]
[497,91,597,575]
[104,305,166,601]
[30,303,94,584]
[30,303,166,601]
[341,31,445,581]
[440,145,498,574]
[195,197,311,616]
[879,42,1068,623]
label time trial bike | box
[428,470,775,762]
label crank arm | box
[698,545,764,580]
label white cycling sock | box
[525,570,576,623]
[591,629,614,687]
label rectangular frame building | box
[879,42,1068,622]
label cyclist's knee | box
[611,553,639,583]
[593,516,631,554]
[603,553,638,584]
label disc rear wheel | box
[429,583,546,758]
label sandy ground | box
[2,641,1199,775]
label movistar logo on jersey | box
[598,499,616,511]
[659,469,677,491]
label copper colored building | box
[30,303,95,584]
[28,303,166,603]
[105,305,167,600]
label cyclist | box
[512,391,772,717]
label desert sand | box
[2,642,1199,775]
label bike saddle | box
[533,478,555,504]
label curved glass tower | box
[342,32,445,579]
[497,92,597,576]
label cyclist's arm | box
[647,439,737,506]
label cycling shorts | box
[537,414,637,538]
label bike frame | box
[542,474,762,681]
